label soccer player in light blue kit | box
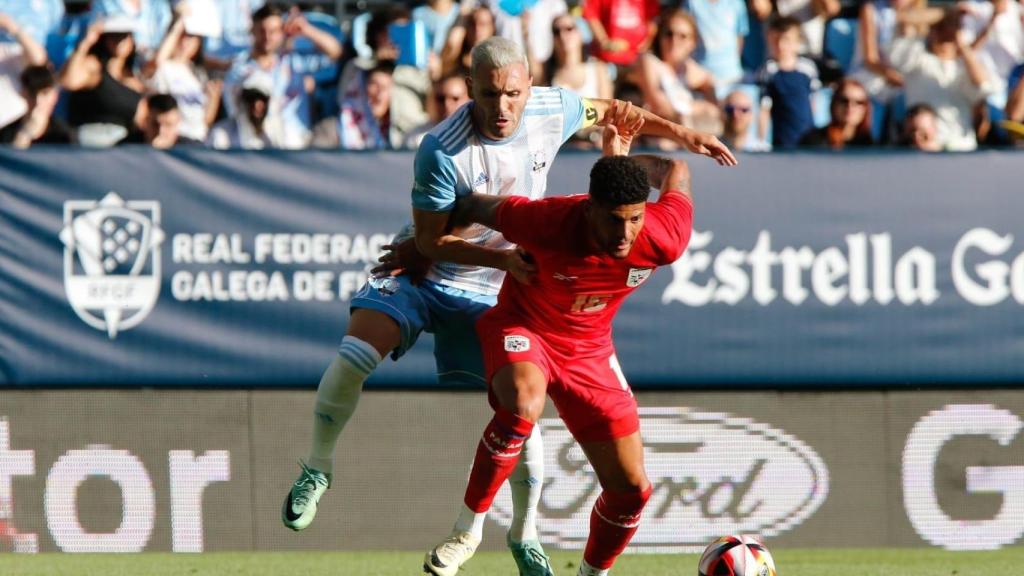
[282,36,735,576]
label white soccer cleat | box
[281,461,330,531]
[423,531,481,576]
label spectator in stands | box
[769,0,841,59]
[632,8,720,135]
[207,71,283,149]
[522,0,569,75]
[0,9,50,133]
[90,0,172,64]
[223,5,342,149]
[902,102,942,150]
[582,0,659,68]
[340,8,430,144]
[545,14,613,99]
[890,7,993,150]
[720,88,770,151]
[314,62,405,149]
[205,0,266,65]
[757,16,819,149]
[960,0,1024,108]
[148,1,222,144]
[541,13,612,148]
[801,78,876,148]
[440,4,495,77]
[683,0,750,97]
[849,0,915,104]
[122,92,199,147]
[480,0,568,79]
[0,65,74,147]
[403,72,471,148]
[63,17,145,147]
[1004,61,1024,144]
[1007,61,1024,120]
[414,0,461,61]
[0,0,63,51]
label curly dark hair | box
[589,156,651,206]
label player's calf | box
[580,484,653,574]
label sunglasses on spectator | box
[724,104,752,115]
[836,95,868,107]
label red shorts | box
[477,314,639,443]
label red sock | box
[584,485,653,569]
[463,408,535,513]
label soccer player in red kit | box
[424,111,694,576]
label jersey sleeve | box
[644,193,694,264]
[557,87,591,143]
[411,134,459,212]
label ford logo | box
[490,407,830,552]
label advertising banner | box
[1,150,1023,386]
[1,390,1022,552]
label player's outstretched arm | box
[587,98,737,167]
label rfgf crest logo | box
[490,407,830,553]
[59,192,165,339]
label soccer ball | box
[697,535,777,576]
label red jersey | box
[582,0,660,65]
[486,191,693,354]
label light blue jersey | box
[205,0,265,61]
[0,0,63,45]
[411,85,587,295]
[223,52,312,149]
[411,4,460,55]
[351,86,589,385]
[90,0,172,58]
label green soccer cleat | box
[423,531,480,576]
[507,533,555,576]
[281,461,330,531]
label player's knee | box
[620,482,653,511]
[347,308,402,357]
[492,363,546,421]
[598,483,653,519]
[512,395,545,423]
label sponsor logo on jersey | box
[488,407,830,553]
[627,267,653,287]
[504,335,531,352]
[553,272,578,283]
[59,192,165,339]
[530,151,547,172]
[473,172,489,188]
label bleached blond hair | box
[470,36,528,76]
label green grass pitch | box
[0,548,1021,576]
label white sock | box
[578,559,610,576]
[508,429,543,542]
[453,504,487,541]
[307,336,382,475]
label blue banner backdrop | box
[1,149,1022,387]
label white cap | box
[181,0,222,38]
[241,72,273,97]
[102,15,139,34]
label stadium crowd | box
[0,0,1021,151]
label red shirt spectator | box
[582,0,659,66]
